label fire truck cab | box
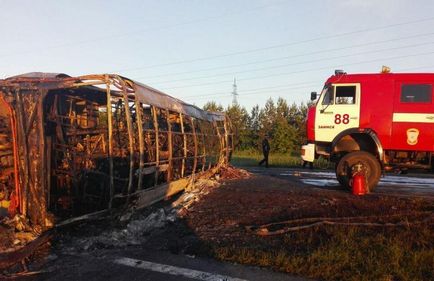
[302,69,434,191]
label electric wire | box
[150,40,434,85]
[114,16,434,72]
[134,31,434,79]
[181,81,318,99]
[159,50,434,91]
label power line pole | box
[231,77,238,105]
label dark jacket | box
[262,139,270,154]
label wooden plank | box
[133,167,221,209]
[56,209,109,227]
[134,184,167,209]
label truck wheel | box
[335,151,381,192]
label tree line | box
[203,98,313,155]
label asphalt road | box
[245,166,434,199]
[34,247,307,281]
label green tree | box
[273,98,298,153]
[202,97,313,154]
[226,103,250,150]
[258,98,276,141]
[203,101,224,112]
[247,105,260,151]
[273,116,297,153]
[290,101,314,146]
[276,97,289,119]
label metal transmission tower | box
[231,77,238,105]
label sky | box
[1,0,434,110]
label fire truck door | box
[315,83,361,142]
[392,82,434,151]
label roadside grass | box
[212,224,433,281]
[231,150,331,169]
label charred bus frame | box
[0,73,233,230]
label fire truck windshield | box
[321,85,333,105]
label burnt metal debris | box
[0,73,233,232]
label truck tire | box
[335,151,381,192]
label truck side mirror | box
[310,92,317,101]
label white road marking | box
[114,257,249,281]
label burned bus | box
[0,73,233,230]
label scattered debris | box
[0,230,52,271]
[172,177,221,218]
[320,198,338,206]
[0,225,14,253]
[246,212,434,236]
[219,165,251,180]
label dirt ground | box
[181,171,432,241]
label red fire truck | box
[302,69,434,191]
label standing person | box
[259,136,270,168]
